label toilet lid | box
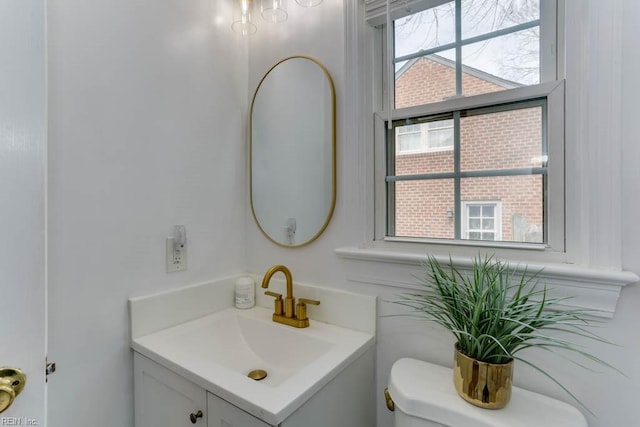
[388,358,588,427]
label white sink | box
[145,307,332,386]
[131,305,374,424]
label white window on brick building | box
[462,201,502,241]
[374,0,564,249]
[396,119,453,154]
[395,124,422,153]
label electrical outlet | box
[166,237,187,272]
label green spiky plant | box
[395,254,619,413]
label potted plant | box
[394,254,616,411]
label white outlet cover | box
[166,237,187,273]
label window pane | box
[429,128,454,149]
[397,134,422,152]
[394,2,456,59]
[398,124,421,133]
[461,0,540,40]
[461,175,543,243]
[393,179,455,239]
[460,105,543,172]
[462,28,540,95]
[483,219,494,230]
[396,124,423,153]
[395,51,457,108]
[395,146,454,174]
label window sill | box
[334,246,638,319]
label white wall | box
[47,0,248,425]
[618,0,640,421]
[247,1,640,427]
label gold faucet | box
[261,265,320,328]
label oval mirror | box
[250,56,336,247]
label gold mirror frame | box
[249,56,336,248]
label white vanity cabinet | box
[130,280,377,427]
[134,352,207,427]
[134,352,269,427]
[134,347,376,427]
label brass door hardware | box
[384,388,395,412]
[45,359,56,383]
[261,265,320,328]
[0,367,26,414]
[189,410,203,424]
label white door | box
[0,0,47,424]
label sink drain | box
[247,369,267,381]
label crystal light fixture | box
[261,0,288,23]
[231,0,257,36]
[295,0,322,7]
[232,0,321,35]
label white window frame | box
[461,201,502,241]
[374,0,564,252]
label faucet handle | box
[265,290,282,299]
[296,298,320,322]
[264,291,284,315]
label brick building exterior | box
[393,56,543,242]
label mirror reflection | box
[250,56,336,247]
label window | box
[395,124,422,153]
[376,0,563,249]
[396,119,453,154]
[462,201,502,241]
[427,120,454,150]
[342,0,635,317]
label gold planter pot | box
[453,344,513,409]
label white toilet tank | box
[388,358,588,427]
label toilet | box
[387,358,588,427]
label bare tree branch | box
[395,0,540,84]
